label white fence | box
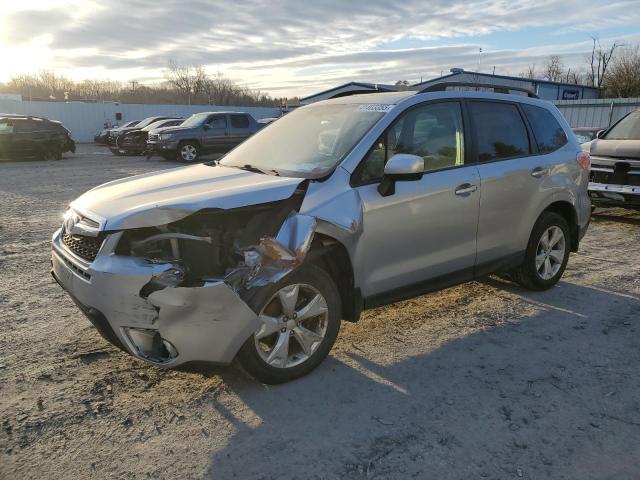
[0,99,281,142]
[553,98,640,129]
[1,97,639,141]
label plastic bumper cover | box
[51,229,260,367]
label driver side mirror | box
[203,124,210,130]
[377,153,424,197]
[596,129,605,139]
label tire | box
[237,264,342,384]
[511,212,571,291]
[177,142,200,163]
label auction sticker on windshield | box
[357,104,395,113]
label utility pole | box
[129,80,138,92]
[477,47,483,72]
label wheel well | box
[542,201,579,251]
[178,139,201,149]
[307,233,361,322]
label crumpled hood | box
[70,164,304,231]
[590,138,640,159]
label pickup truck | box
[587,109,640,210]
[147,111,262,162]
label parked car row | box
[94,120,141,144]
[0,114,75,160]
[97,111,268,162]
[108,117,184,156]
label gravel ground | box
[1,145,640,480]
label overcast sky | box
[1,0,639,98]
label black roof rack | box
[418,81,539,99]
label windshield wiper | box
[234,164,280,176]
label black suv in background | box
[147,111,262,162]
[0,115,75,160]
[112,118,183,156]
[95,120,140,144]
[107,116,175,155]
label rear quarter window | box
[522,104,567,153]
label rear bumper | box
[51,228,260,367]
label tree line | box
[519,38,640,98]
[0,61,297,107]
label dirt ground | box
[1,144,639,480]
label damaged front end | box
[51,185,324,367]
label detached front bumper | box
[51,229,260,367]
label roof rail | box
[418,82,539,99]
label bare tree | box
[543,55,565,82]
[164,61,200,104]
[586,35,622,89]
[603,45,640,98]
[564,68,584,85]
[520,64,537,80]
[395,80,411,91]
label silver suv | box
[51,87,591,384]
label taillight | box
[577,151,590,170]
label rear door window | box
[468,102,531,162]
[230,114,250,129]
[522,104,567,153]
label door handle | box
[454,183,478,196]
[531,167,549,178]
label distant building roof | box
[412,69,598,90]
[300,82,399,104]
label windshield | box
[220,103,387,178]
[122,120,140,128]
[181,113,210,128]
[604,110,640,140]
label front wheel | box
[237,264,341,384]
[511,212,571,290]
[177,142,200,163]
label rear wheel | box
[177,142,200,163]
[237,264,341,384]
[511,212,570,290]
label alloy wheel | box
[535,226,566,280]
[254,284,329,368]
[180,144,197,162]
